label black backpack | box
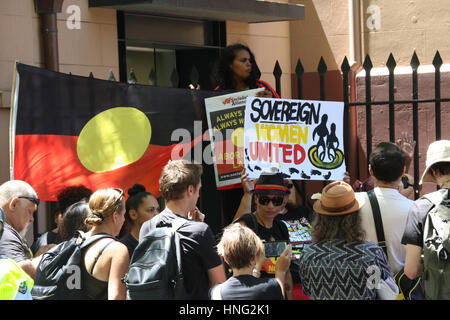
[31,231,116,300]
[123,217,188,300]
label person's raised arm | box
[274,244,292,300]
[233,169,257,221]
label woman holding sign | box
[214,43,280,99]
[234,172,294,299]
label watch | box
[252,268,261,276]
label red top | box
[214,79,280,98]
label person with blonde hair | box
[211,224,291,300]
[81,188,129,300]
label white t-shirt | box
[356,187,413,273]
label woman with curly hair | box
[298,181,398,300]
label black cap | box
[253,173,290,195]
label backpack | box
[31,231,116,300]
[422,189,450,300]
[123,217,188,300]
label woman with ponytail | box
[119,184,160,259]
[82,188,129,300]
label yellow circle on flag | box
[77,107,151,173]
[231,127,244,148]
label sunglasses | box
[258,195,284,206]
[19,196,40,206]
[112,188,124,206]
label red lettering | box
[293,144,306,165]
[258,142,268,162]
[249,142,258,161]
[270,143,279,162]
[281,144,292,163]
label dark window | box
[117,12,225,89]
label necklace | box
[254,211,272,229]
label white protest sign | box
[244,97,345,181]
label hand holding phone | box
[275,244,292,275]
[264,241,287,258]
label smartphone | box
[264,241,287,258]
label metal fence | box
[95,50,449,207]
[272,50,449,201]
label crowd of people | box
[0,42,448,300]
[0,137,448,300]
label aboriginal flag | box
[11,63,222,201]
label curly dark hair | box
[311,211,366,243]
[56,185,93,214]
[214,43,262,90]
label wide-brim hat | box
[313,181,365,216]
[253,172,290,195]
[420,140,450,184]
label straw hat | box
[313,181,365,216]
[420,140,450,184]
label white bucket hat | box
[420,140,450,184]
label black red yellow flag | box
[11,63,220,201]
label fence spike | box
[108,70,116,81]
[128,68,137,84]
[273,60,282,78]
[432,50,443,69]
[341,56,350,74]
[295,59,304,76]
[386,53,397,71]
[318,57,327,74]
[363,54,373,72]
[190,65,199,87]
[89,72,94,78]
[410,51,420,70]
[148,68,156,86]
[170,68,179,88]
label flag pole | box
[9,61,19,180]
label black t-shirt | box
[402,189,448,247]
[235,213,290,242]
[216,275,283,300]
[140,209,223,300]
[30,231,58,256]
[119,233,138,260]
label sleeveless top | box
[81,238,116,300]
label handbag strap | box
[367,189,388,257]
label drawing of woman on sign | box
[326,123,339,162]
[312,114,329,161]
[309,117,344,170]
